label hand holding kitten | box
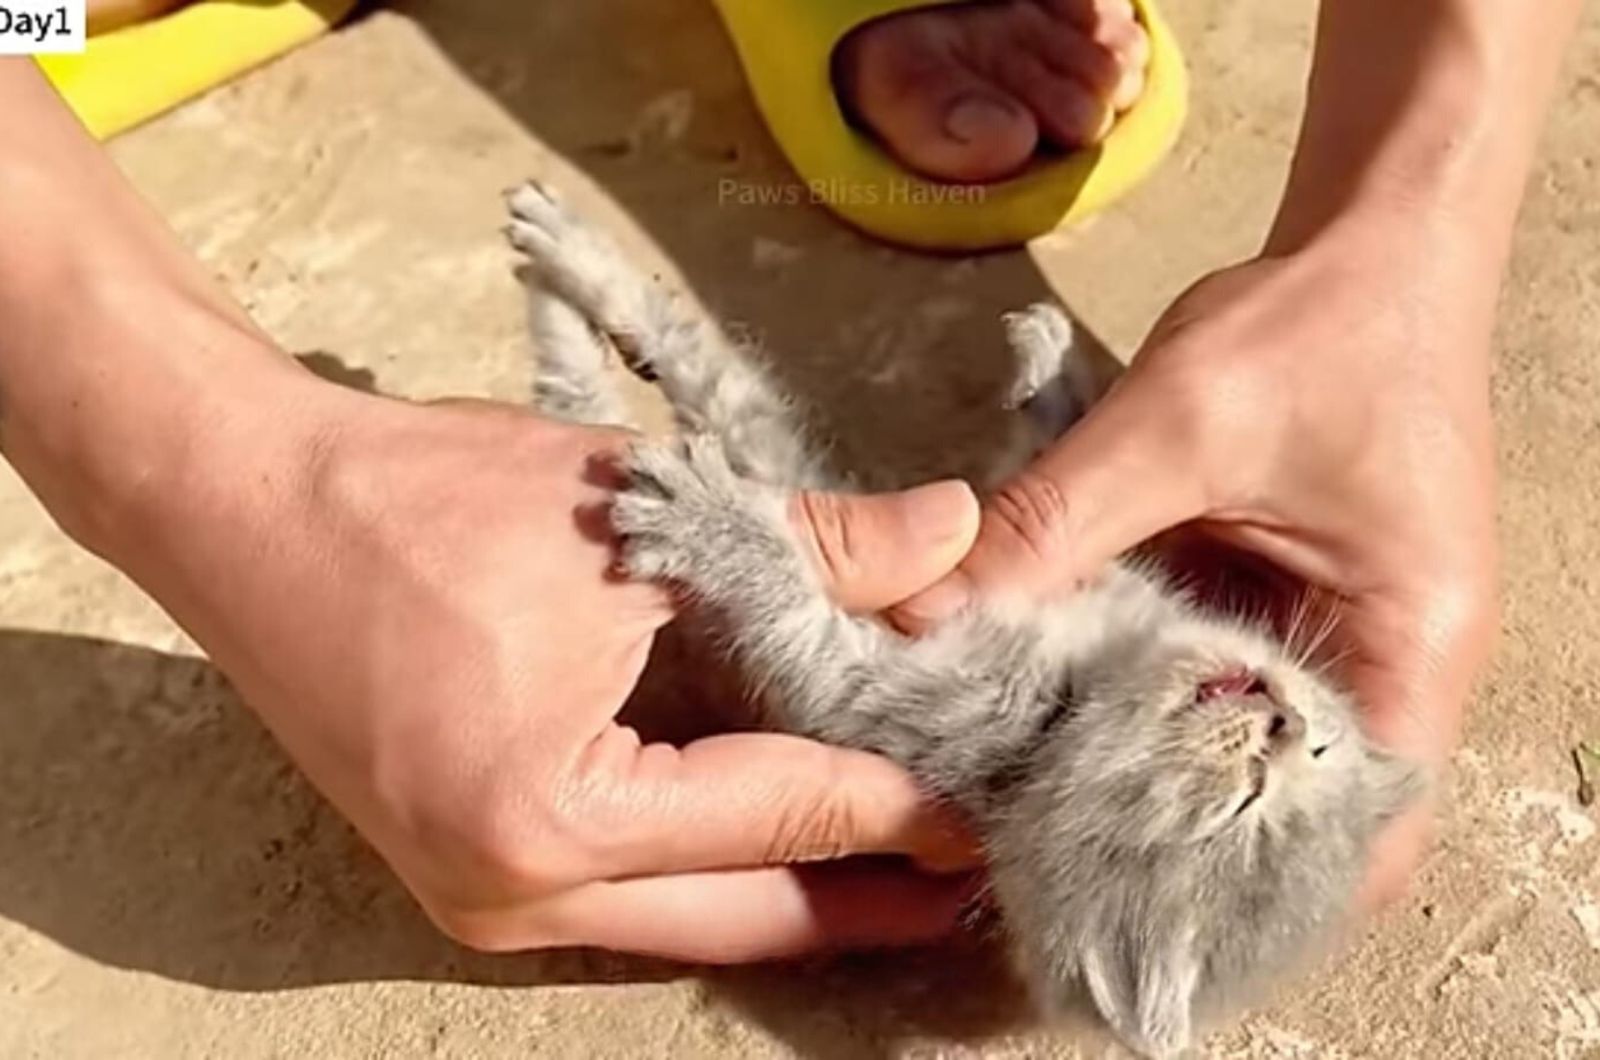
[898,240,1500,907]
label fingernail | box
[895,573,973,630]
[895,480,980,549]
[944,94,1022,144]
[909,804,985,874]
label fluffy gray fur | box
[505,180,1425,1059]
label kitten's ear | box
[1081,928,1200,1058]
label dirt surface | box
[4,1,1600,1056]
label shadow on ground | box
[0,627,1069,1055]
[390,0,1120,485]
[0,629,679,991]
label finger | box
[789,480,980,612]
[560,728,983,882]
[441,861,975,963]
[894,379,1210,629]
[1340,580,1494,765]
[1334,591,1491,913]
[1357,802,1435,914]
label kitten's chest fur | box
[801,562,1183,817]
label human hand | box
[897,228,1500,905]
[106,371,982,962]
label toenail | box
[944,95,1023,144]
[1092,104,1116,140]
[1052,91,1112,146]
[1112,67,1146,112]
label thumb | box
[894,379,1210,629]
[789,480,980,612]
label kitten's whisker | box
[1283,588,1343,669]
[1309,645,1356,678]
[1309,610,1342,663]
[1283,592,1311,658]
[1297,603,1343,668]
[1167,568,1204,607]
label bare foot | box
[88,0,187,35]
[833,0,1151,183]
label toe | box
[992,1,1144,142]
[996,49,1112,149]
[1080,0,1151,111]
[835,19,1040,183]
[830,0,1156,182]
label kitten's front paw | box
[610,440,716,583]
[504,179,668,382]
[503,179,579,267]
[612,436,787,589]
[505,181,619,313]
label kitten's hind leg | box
[984,302,1105,486]
[1002,302,1100,438]
[504,181,822,487]
[523,282,633,428]
[503,184,635,428]
[506,181,671,388]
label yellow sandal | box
[35,0,358,140]
[708,0,1187,251]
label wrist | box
[1265,0,1576,274]
[1261,92,1517,363]
[0,271,332,569]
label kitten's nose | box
[1263,702,1307,754]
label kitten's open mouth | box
[1196,668,1268,703]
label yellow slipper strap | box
[708,0,1187,251]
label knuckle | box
[422,899,565,954]
[768,801,854,864]
[794,491,862,591]
[405,780,612,953]
[1132,345,1260,506]
[1145,346,1233,434]
[424,905,516,953]
[764,765,859,864]
[987,469,1074,569]
[439,787,578,902]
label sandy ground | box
[4,0,1600,1056]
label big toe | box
[834,20,1040,184]
[833,0,1151,184]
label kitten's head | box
[992,614,1425,1058]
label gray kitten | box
[504,181,1424,1059]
